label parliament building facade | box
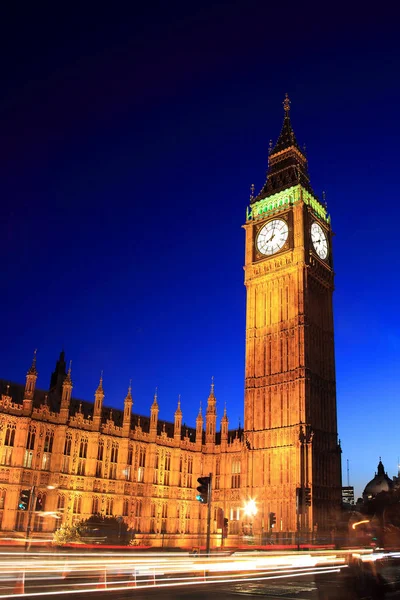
[0,98,341,547]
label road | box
[1,549,400,599]
[0,572,335,599]
[7,572,400,599]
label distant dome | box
[363,460,393,500]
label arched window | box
[4,425,15,447]
[62,433,72,473]
[109,442,118,479]
[92,497,100,514]
[96,440,104,478]
[1,425,15,465]
[79,437,88,458]
[23,427,36,468]
[137,447,146,483]
[164,452,171,485]
[0,489,6,510]
[123,498,129,516]
[42,431,54,470]
[77,437,88,476]
[73,495,82,514]
[26,428,35,449]
[105,497,113,516]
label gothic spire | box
[209,376,215,397]
[270,93,302,155]
[197,401,203,419]
[251,94,314,203]
[125,379,132,401]
[96,371,104,394]
[152,387,158,408]
[28,349,38,375]
[64,360,72,385]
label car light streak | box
[0,565,342,598]
[3,547,397,599]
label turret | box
[149,388,159,439]
[49,350,67,395]
[60,361,73,421]
[93,372,104,430]
[205,376,217,445]
[174,396,182,442]
[122,381,133,437]
[23,350,38,413]
[221,403,229,446]
[195,402,203,449]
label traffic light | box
[269,512,276,528]
[196,476,210,504]
[18,489,31,511]
[304,487,311,506]
[35,496,44,511]
[296,487,303,514]
[223,517,228,539]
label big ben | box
[244,95,342,536]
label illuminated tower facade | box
[243,96,342,534]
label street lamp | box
[243,499,257,536]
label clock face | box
[256,219,289,256]
[311,222,328,259]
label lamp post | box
[244,499,257,538]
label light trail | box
[0,547,392,598]
[0,564,342,598]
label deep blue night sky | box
[1,3,399,498]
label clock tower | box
[243,96,341,535]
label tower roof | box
[363,459,393,499]
[251,94,314,203]
[270,94,302,155]
[27,349,38,376]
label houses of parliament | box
[0,97,342,547]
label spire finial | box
[249,183,255,202]
[178,393,181,408]
[197,401,202,417]
[125,379,132,401]
[64,360,72,385]
[96,371,104,394]
[283,93,291,115]
[28,349,38,375]
[210,375,215,395]
[223,401,227,417]
[268,139,273,155]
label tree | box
[52,522,82,546]
[53,515,133,546]
[79,514,132,545]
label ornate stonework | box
[243,97,342,535]
[0,98,341,546]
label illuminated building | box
[0,352,244,546]
[243,94,342,535]
[342,486,355,506]
[0,96,341,545]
